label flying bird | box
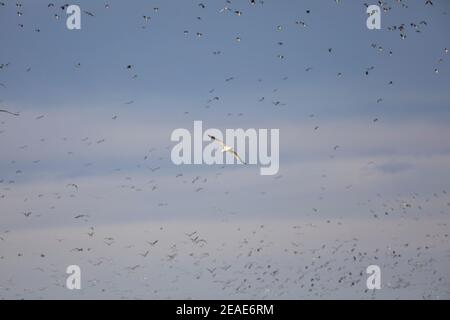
[74,214,89,219]
[83,10,95,17]
[139,250,150,258]
[208,135,246,164]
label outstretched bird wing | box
[231,150,246,164]
[0,109,19,116]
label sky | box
[0,0,450,299]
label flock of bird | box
[0,0,449,299]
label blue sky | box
[1,0,450,299]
